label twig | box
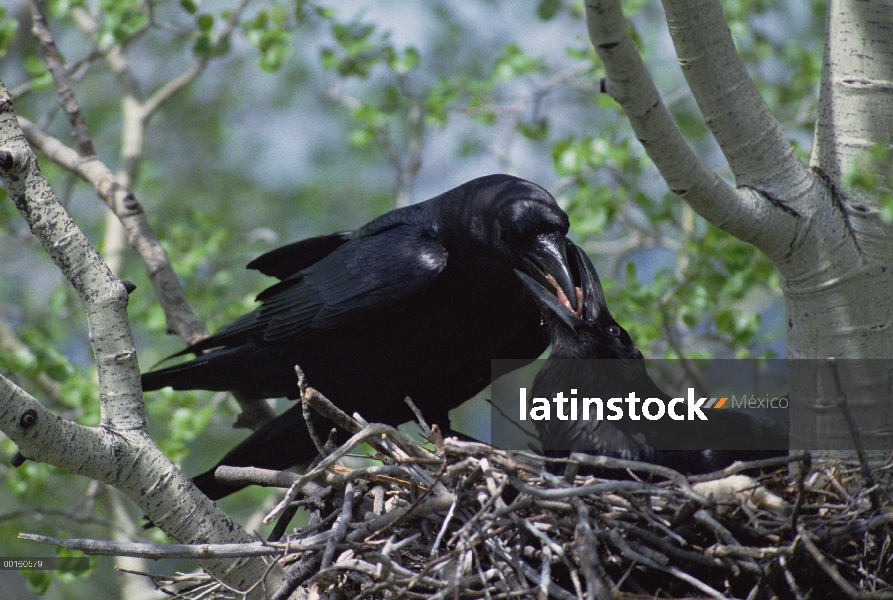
[404,396,432,437]
[320,482,355,570]
[29,0,95,156]
[828,357,882,510]
[17,116,208,344]
[302,394,326,458]
[689,452,808,483]
[140,0,251,118]
[790,451,812,534]
[302,380,363,435]
[19,533,312,559]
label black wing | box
[179,220,448,354]
[247,230,352,280]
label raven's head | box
[448,174,578,313]
[516,243,642,360]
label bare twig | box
[320,482,356,569]
[798,525,893,600]
[404,396,432,437]
[29,0,95,156]
[142,0,252,119]
[16,117,208,344]
[20,532,314,559]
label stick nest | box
[150,412,893,600]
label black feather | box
[142,174,575,499]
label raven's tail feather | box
[141,345,293,397]
[141,354,223,392]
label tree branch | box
[141,0,250,119]
[584,0,802,261]
[29,0,95,157]
[69,8,144,103]
[20,532,312,560]
[17,117,207,343]
[0,82,284,597]
[0,375,110,478]
[51,0,270,425]
[660,0,811,199]
[0,112,140,432]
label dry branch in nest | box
[55,391,893,600]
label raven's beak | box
[515,269,581,329]
[569,243,604,322]
[520,232,578,314]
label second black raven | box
[142,174,576,499]
[517,244,788,474]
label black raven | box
[142,174,576,499]
[517,244,788,474]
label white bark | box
[584,0,893,448]
[785,0,893,361]
[662,0,812,200]
[584,0,803,262]
[812,0,893,183]
[0,83,286,597]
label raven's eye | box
[606,325,621,336]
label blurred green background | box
[0,0,824,596]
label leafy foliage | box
[0,0,827,596]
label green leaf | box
[354,104,387,126]
[47,0,88,17]
[389,46,420,75]
[31,72,54,92]
[180,0,198,14]
[491,43,545,82]
[23,570,51,595]
[320,47,338,69]
[0,9,19,60]
[55,547,92,577]
[537,0,561,20]
[349,128,374,147]
[518,119,548,141]
[24,54,47,76]
[193,34,212,59]
[197,13,214,32]
[681,310,700,328]
[715,310,735,333]
[259,43,289,72]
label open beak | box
[516,268,582,329]
[517,242,609,329]
[519,232,578,314]
[571,243,604,323]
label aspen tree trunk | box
[584,0,893,450]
